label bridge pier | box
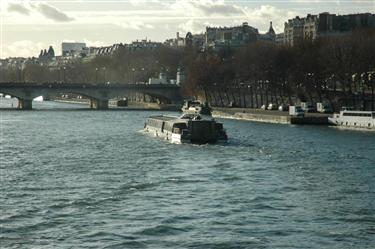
[90,99,108,110]
[17,99,32,110]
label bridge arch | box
[0,90,32,109]
[43,89,110,109]
[0,82,182,110]
[142,92,174,104]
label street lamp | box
[95,67,98,83]
[141,67,145,83]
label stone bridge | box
[0,82,182,110]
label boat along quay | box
[212,107,330,125]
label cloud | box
[4,40,56,58]
[243,5,298,33]
[82,39,107,48]
[116,20,154,30]
[129,0,160,6]
[170,0,244,16]
[7,3,30,16]
[33,2,74,22]
[6,1,74,22]
[178,20,204,33]
[178,20,216,33]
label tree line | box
[185,29,375,111]
[1,28,374,110]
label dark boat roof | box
[148,115,177,121]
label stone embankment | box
[212,107,330,125]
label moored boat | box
[328,110,375,130]
[144,114,227,143]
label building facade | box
[61,42,86,56]
[259,22,277,42]
[284,16,305,46]
[125,40,162,51]
[284,12,375,45]
[205,22,259,49]
[164,32,186,47]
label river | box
[1,98,375,248]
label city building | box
[284,12,375,45]
[38,46,55,65]
[259,22,276,41]
[61,42,86,56]
[275,33,285,44]
[318,12,375,35]
[164,32,186,47]
[89,43,123,57]
[284,16,305,46]
[205,22,259,49]
[148,72,168,84]
[0,57,27,69]
[304,14,319,40]
[125,39,162,51]
[148,69,185,85]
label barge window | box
[164,122,174,132]
[343,112,371,117]
[148,119,164,129]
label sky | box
[0,0,374,58]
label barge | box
[328,110,375,130]
[144,114,227,143]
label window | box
[343,112,371,117]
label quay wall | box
[52,99,179,110]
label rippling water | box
[1,99,375,248]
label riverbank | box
[212,107,330,125]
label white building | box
[148,72,168,84]
[62,42,86,56]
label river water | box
[1,99,375,249]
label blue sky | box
[1,0,374,58]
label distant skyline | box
[1,0,374,58]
